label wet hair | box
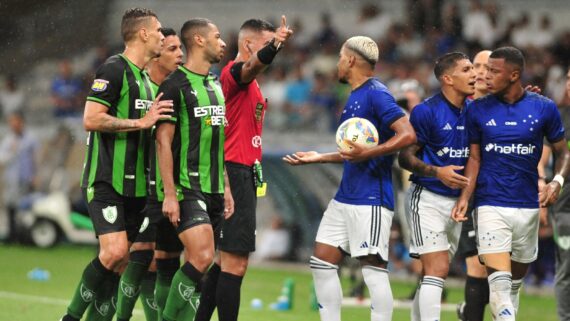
[490,46,525,72]
[180,18,213,50]
[434,52,470,79]
[240,19,276,33]
[121,8,158,42]
[343,36,378,67]
[160,27,176,38]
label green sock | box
[116,250,154,320]
[84,275,119,321]
[162,262,203,321]
[140,272,159,321]
[155,258,180,318]
[66,258,112,319]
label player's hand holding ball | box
[336,117,379,162]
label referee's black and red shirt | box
[221,60,267,166]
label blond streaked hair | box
[343,36,378,66]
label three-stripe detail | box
[370,206,382,248]
[410,184,424,247]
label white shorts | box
[475,205,539,263]
[315,199,393,260]
[405,183,462,257]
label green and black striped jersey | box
[148,80,164,201]
[82,54,155,198]
[157,66,226,194]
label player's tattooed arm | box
[540,139,570,207]
[84,94,173,133]
[398,143,437,177]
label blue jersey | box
[467,92,565,208]
[334,78,405,209]
[409,93,470,197]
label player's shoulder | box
[365,78,390,93]
[412,93,442,114]
[524,91,555,106]
[100,54,126,70]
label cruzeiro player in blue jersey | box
[398,52,475,321]
[452,46,570,321]
[283,36,416,321]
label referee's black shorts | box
[218,161,257,254]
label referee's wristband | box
[256,39,280,65]
[553,174,565,187]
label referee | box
[195,16,292,321]
[61,8,173,321]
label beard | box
[338,76,348,84]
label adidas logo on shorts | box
[360,241,369,249]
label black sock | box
[464,276,489,321]
[216,272,243,321]
[195,263,221,321]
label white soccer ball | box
[336,117,379,152]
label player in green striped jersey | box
[61,8,173,321]
[114,28,184,321]
[156,18,234,321]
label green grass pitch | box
[0,245,559,320]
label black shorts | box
[457,207,478,258]
[218,162,257,254]
[135,199,183,253]
[83,182,146,243]
[178,189,224,238]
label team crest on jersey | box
[139,217,149,233]
[102,206,118,224]
[255,103,264,122]
[91,79,109,92]
[178,283,195,301]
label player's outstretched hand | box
[436,165,469,189]
[339,140,371,162]
[539,181,562,207]
[223,187,235,219]
[451,198,469,222]
[283,151,321,165]
[162,195,180,228]
[275,15,293,48]
[140,92,174,129]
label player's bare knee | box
[423,258,449,279]
[100,245,129,268]
[189,249,214,272]
[313,244,343,264]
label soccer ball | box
[336,117,379,152]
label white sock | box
[362,266,393,321]
[411,282,421,321]
[310,256,342,321]
[418,276,445,321]
[511,279,522,314]
[488,271,515,321]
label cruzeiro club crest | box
[80,284,95,302]
[102,206,118,224]
[94,300,111,316]
[178,283,195,302]
[120,280,141,298]
[139,217,150,233]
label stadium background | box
[1,0,570,320]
